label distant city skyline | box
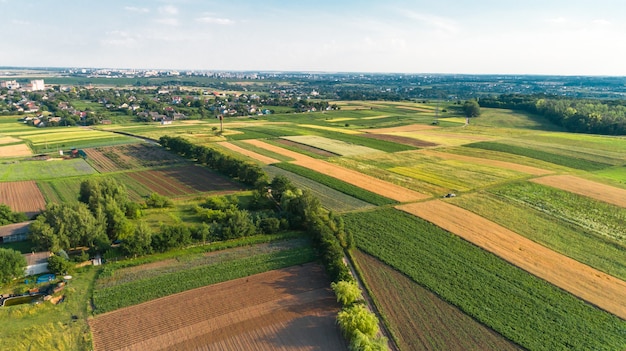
[2,0,626,76]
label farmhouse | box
[0,221,32,244]
[23,251,51,276]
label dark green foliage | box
[463,99,481,117]
[151,224,192,252]
[343,208,626,351]
[0,248,26,283]
[47,254,73,275]
[257,217,281,234]
[465,141,611,171]
[0,204,28,225]
[272,163,396,206]
[121,222,153,256]
[219,210,256,240]
[269,175,297,202]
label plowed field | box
[243,139,427,203]
[0,181,46,216]
[85,144,184,172]
[531,175,626,207]
[126,165,242,197]
[397,200,626,320]
[89,263,347,351]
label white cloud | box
[155,18,179,26]
[158,5,178,15]
[591,18,611,26]
[196,16,234,25]
[547,16,568,24]
[124,6,150,13]
[11,19,30,25]
[101,31,137,48]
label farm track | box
[397,200,626,320]
[217,141,280,164]
[0,180,46,216]
[530,174,626,207]
[90,263,346,351]
[243,139,428,203]
[418,149,553,176]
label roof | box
[0,221,32,238]
[23,251,51,266]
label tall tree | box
[463,99,481,118]
[0,248,26,283]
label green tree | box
[0,248,26,283]
[47,254,73,275]
[337,304,380,339]
[463,99,481,118]
[0,204,27,225]
[331,280,362,306]
[121,222,153,256]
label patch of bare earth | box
[242,139,428,203]
[217,141,280,164]
[530,175,626,208]
[363,124,439,133]
[89,263,347,351]
[397,200,626,320]
[0,181,46,217]
[419,150,553,176]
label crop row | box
[465,141,611,171]
[301,129,415,153]
[342,208,626,351]
[0,158,96,181]
[92,246,316,314]
[272,163,396,206]
[450,190,626,281]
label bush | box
[145,193,173,208]
[331,280,362,306]
[47,254,73,275]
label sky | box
[1,0,626,76]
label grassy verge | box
[272,163,396,206]
[343,208,626,351]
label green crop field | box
[37,178,85,203]
[449,190,626,281]
[0,158,96,181]
[351,250,522,351]
[343,208,626,351]
[92,241,315,314]
[272,162,396,206]
[282,135,382,156]
[595,166,626,184]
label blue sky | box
[1,0,625,75]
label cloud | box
[124,6,149,13]
[547,17,568,24]
[101,30,137,47]
[155,18,179,26]
[11,19,30,25]
[196,15,234,25]
[158,5,178,15]
[403,11,458,34]
[591,19,611,26]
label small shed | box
[0,221,33,244]
[23,251,51,276]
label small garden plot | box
[36,178,84,204]
[0,158,96,181]
[281,135,381,156]
[126,165,243,197]
[352,250,522,351]
[0,181,45,217]
[390,159,525,192]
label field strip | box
[363,124,439,133]
[217,141,279,164]
[0,144,32,157]
[530,175,626,207]
[418,150,553,176]
[243,139,428,202]
[299,124,362,134]
[396,200,626,320]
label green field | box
[0,158,96,181]
[343,208,626,351]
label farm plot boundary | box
[530,174,626,208]
[397,200,626,320]
[90,263,346,351]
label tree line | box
[479,94,626,135]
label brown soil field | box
[243,140,428,202]
[530,175,626,207]
[363,124,439,133]
[274,139,339,157]
[85,144,184,172]
[419,150,553,176]
[396,200,626,320]
[353,250,522,351]
[217,141,280,164]
[0,181,46,216]
[361,133,439,148]
[0,137,23,145]
[89,263,347,351]
[126,165,242,197]
[0,144,32,157]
